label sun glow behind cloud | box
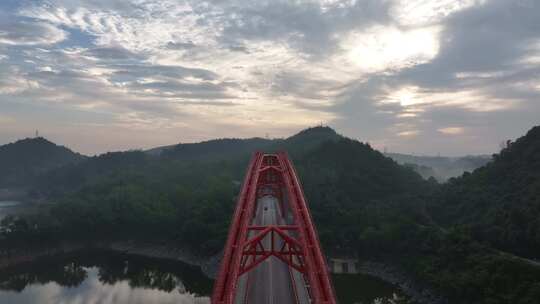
[382,85,518,115]
[397,130,420,137]
[345,26,441,72]
[382,86,424,107]
[438,127,465,135]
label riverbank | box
[104,241,221,278]
[0,241,221,279]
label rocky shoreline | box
[0,243,87,269]
[0,241,221,278]
[357,261,447,304]
[104,241,221,278]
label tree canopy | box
[2,126,540,304]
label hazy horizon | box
[1,0,539,156]
[0,125,499,158]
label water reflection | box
[0,201,21,208]
[0,250,410,304]
[0,251,212,304]
[0,201,23,220]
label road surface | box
[234,196,310,304]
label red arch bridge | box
[212,152,337,304]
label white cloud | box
[0,68,40,95]
[425,90,518,112]
[438,127,465,135]
[519,39,540,64]
[20,3,212,53]
[381,85,517,113]
[397,130,420,137]
[455,71,508,79]
[343,26,441,72]
[391,0,486,26]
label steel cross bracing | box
[211,152,337,304]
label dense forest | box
[1,126,539,304]
[432,126,540,258]
[0,137,84,188]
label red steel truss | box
[211,152,336,304]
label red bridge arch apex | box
[211,152,337,304]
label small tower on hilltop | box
[35,130,39,138]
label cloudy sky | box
[0,0,538,155]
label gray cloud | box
[270,71,345,103]
[329,0,540,155]
[85,46,141,60]
[109,63,219,81]
[1,0,539,155]
[332,77,400,136]
[226,45,249,53]
[18,67,184,120]
[396,0,540,90]
[166,41,197,50]
[0,17,67,46]
[133,80,235,100]
[218,0,392,57]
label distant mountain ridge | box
[386,152,491,182]
[146,138,273,157]
[160,137,276,161]
[145,126,341,159]
[0,137,85,188]
[32,126,343,197]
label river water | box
[0,251,408,304]
[0,201,22,220]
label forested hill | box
[293,138,432,252]
[150,125,341,161]
[3,126,540,303]
[7,126,428,254]
[34,126,342,197]
[0,137,84,187]
[432,125,540,258]
[155,138,275,160]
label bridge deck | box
[234,196,310,304]
[212,152,335,304]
